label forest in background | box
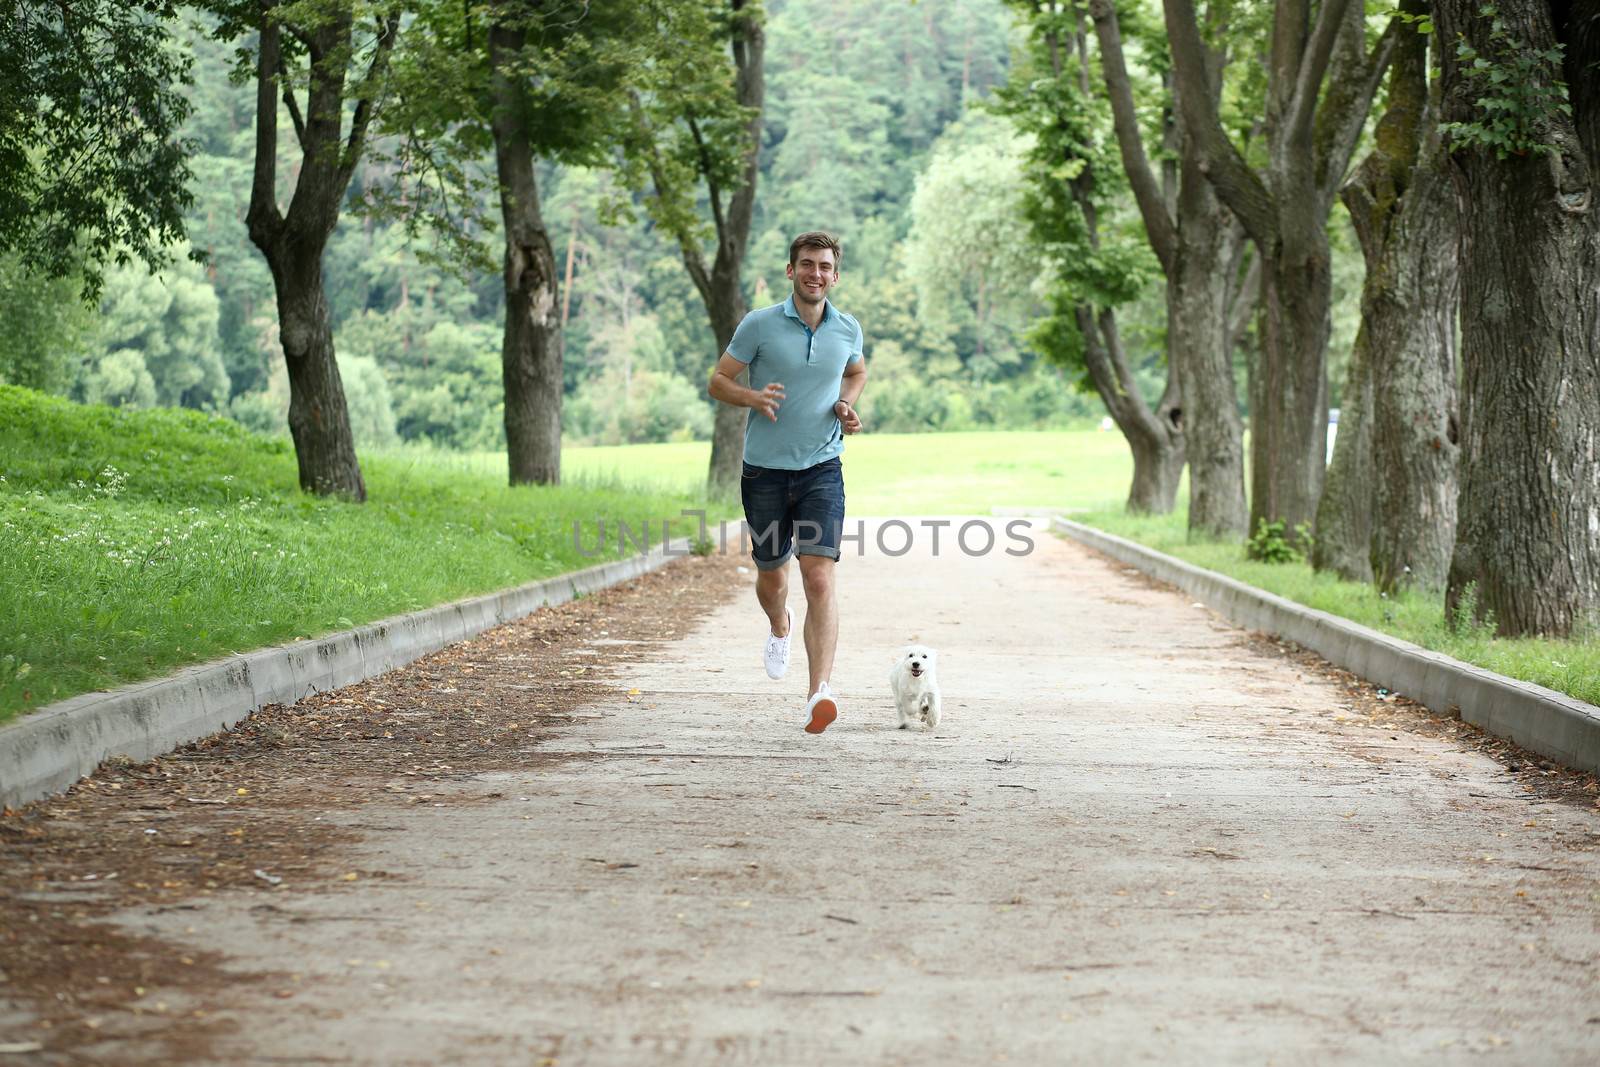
[2,0,1248,449]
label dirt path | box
[3,521,1598,1065]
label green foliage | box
[903,112,1044,380]
[0,385,729,721]
[81,253,230,411]
[0,254,93,393]
[1441,4,1573,159]
[1245,518,1303,563]
[567,367,712,445]
[0,2,196,297]
[612,0,758,245]
[992,0,1158,382]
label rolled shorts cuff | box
[795,545,841,561]
[753,547,795,571]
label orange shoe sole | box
[804,697,837,734]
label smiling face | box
[786,244,839,307]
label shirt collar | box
[782,293,833,326]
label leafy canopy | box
[0,1,197,299]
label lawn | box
[463,428,1141,515]
[0,388,732,723]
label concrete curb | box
[1052,517,1600,776]
[1,537,701,809]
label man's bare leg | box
[798,554,837,696]
[756,563,790,638]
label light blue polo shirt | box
[726,295,864,470]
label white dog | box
[889,645,941,730]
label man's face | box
[787,246,839,306]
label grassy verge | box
[1076,506,1600,707]
[0,387,730,724]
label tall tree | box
[1315,1,1459,589]
[623,0,765,496]
[1437,0,1600,635]
[213,0,403,500]
[1164,0,1394,545]
[1001,0,1183,514]
[1,1,195,298]
[377,1,651,484]
[1090,0,1251,538]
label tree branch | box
[686,114,726,238]
[340,10,403,193]
[628,97,713,306]
[277,54,306,151]
[1161,0,1276,244]
[1285,0,1354,151]
[1090,0,1176,273]
[1313,15,1398,206]
[246,2,284,244]
[718,0,764,273]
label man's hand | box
[834,400,863,434]
[753,382,785,422]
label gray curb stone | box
[1052,517,1600,776]
[1,537,702,809]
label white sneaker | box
[763,608,792,680]
[803,682,838,735]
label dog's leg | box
[925,691,941,729]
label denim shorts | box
[740,457,846,569]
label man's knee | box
[799,558,833,600]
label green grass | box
[1076,506,1600,708]
[0,387,732,723]
[452,428,1142,515]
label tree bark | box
[1077,305,1184,513]
[1311,315,1373,581]
[1164,0,1394,547]
[489,18,562,486]
[1438,0,1600,636]
[245,4,399,501]
[1333,3,1460,592]
[700,0,765,497]
[1366,152,1458,591]
[1169,160,1248,538]
[1092,0,1247,538]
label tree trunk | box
[243,7,399,502]
[702,0,765,496]
[1438,0,1600,636]
[1170,183,1248,539]
[1077,305,1184,513]
[264,243,366,499]
[1319,0,1460,590]
[1252,238,1332,541]
[1311,315,1372,581]
[1163,0,1394,548]
[1366,154,1458,592]
[705,283,748,497]
[1090,0,1247,538]
[489,20,561,486]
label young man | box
[708,231,867,734]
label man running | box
[708,231,867,734]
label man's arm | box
[709,352,784,422]
[834,357,867,434]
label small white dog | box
[889,645,941,730]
